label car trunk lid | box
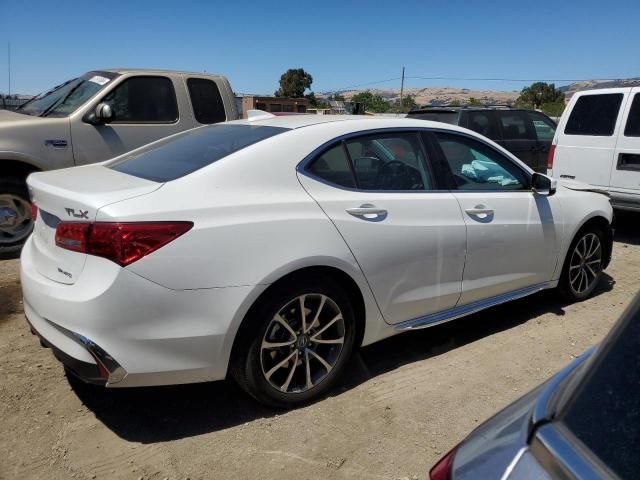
[27,165,161,284]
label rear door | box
[496,111,538,170]
[609,88,640,197]
[431,131,558,305]
[71,75,188,165]
[553,90,627,186]
[298,130,466,325]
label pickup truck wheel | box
[0,178,34,258]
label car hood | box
[558,179,610,197]
[0,108,41,126]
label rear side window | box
[466,111,498,139]
[307,145,356,188]
[529,112,556,141]
[102,76,178,123]
[187,78,226,124]
[499,112,531,140]
[110,124,288,182]
[565,94,623,136]
[624,93,640,137]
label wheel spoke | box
[312,337,344,345]
[585,263,598,278]
[304,350,313,389]
[310,314,342,340]
[307,295,327,333]
[265,351,297,380]
[299,295,307,334]
[280,352,299,392]
[307,349,333,372]
[262,338,296,349]
[273,314,297,339]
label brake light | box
[31,202,38,221]
[55,222,193,266]
[547,144,556,170]
[429,446,458,480]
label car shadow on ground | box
[71,273,614,444]
[613,211,639,246]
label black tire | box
[231,275,357,408]
[0,177,33,259]
[558,225,605,302]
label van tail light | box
[547,144,556,170]
[429,445,458,480]
[31,201,38,221]
[55,221,193,266]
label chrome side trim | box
[394,282,553,331]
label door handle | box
[465,204,494,218]
[346,204,388,219]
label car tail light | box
[55,221,193,266]
[429,446,458,480]
[31,202,38,221]
[547,143,556,170]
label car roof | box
[227,114,474,132]
[97,68,226,77]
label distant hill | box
[320,87,519,107]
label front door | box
[298,131,466,325]
[432,131,559,305]
[71,75,187,165]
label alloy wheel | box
[569,232,602,295]
[260,293,346,394]
[0,194,33,245]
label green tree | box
[274,68,313,97]
[393,94,418,113]
[449,99,462,106]
[467,97,483,105]
[351,90,391,113]
[539,101,566,117]
[516,82,564,109]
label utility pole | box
[399,66,405,114]
[7,42,11,97]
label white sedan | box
[21,114,613,407]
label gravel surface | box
[1,213,638,480]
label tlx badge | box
[65,208,89,219]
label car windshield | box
[556,296,640,479]
[109,124,290,182]
[16,71,118,117]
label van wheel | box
[0,177,33,258]
[558,226,604,301]
[231,276,356,408]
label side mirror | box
[532,172,557,196]
[84,102,114,125]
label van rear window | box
[109,124,288,182]
[564,93,623,136]
[624,94,640,137]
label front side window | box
[529,112,556,141]
[624,93,640,137]
[499,112,532,140]
[435,132,529,191]
[110,124,288,182]
[102,76,178,123]
[306,132,434,191]
[187,78,226,124]
[565,94,623,136]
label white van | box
[548,87,640,211]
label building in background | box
[240,96,308,118]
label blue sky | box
[2,0,639,95]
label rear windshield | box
[109,124,288,182]
[407,111,459,124]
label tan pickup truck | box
[0,68,240,255]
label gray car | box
[429,293,640,480]
[0,69,239,256]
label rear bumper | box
[20,236,262,387]
[24,313,106,385]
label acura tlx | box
[21,113,613,407]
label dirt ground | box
[1,213,638,480]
